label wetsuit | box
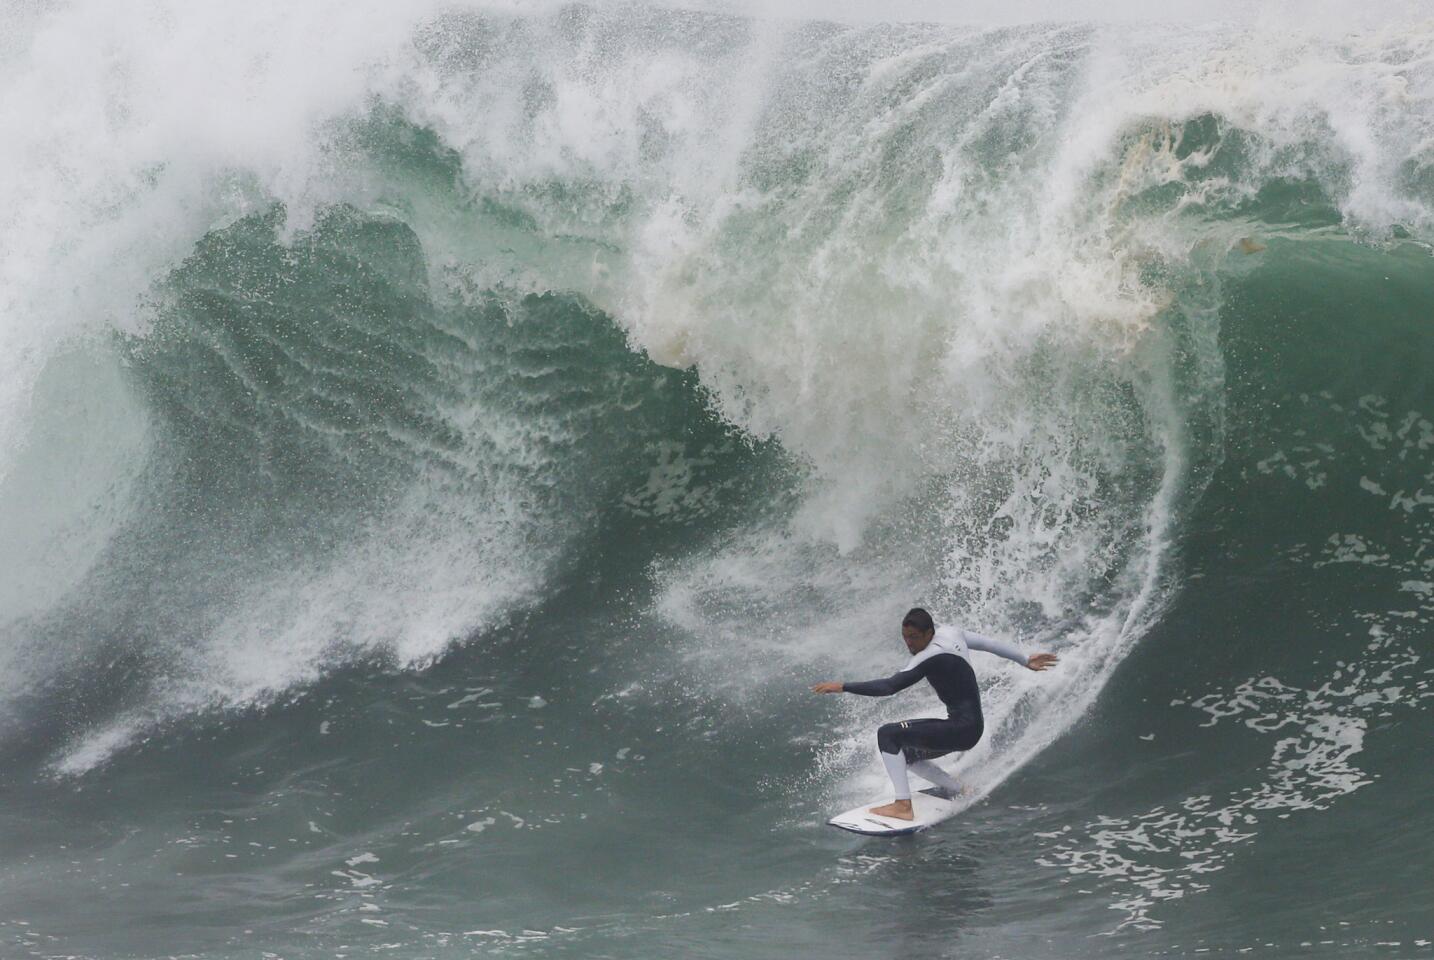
[841,625,1027,800]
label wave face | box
[2,3,1433,957]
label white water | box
[2,1,1432,782]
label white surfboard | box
[827,787,961,837]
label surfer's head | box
[901,607,935,654]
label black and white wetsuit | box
[841,624,1028,800]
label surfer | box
[812,607,1058,821]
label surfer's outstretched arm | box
[834,664,926,697]
[965,631,1059,671]
[962,631,1027,665]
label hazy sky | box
[656,0,1424,28]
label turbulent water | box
[3,2,1434,957]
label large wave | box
[2,2,1431,797]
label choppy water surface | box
[2,3,1433,957]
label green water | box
[3,7,1434,958]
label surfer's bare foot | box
[869,799,914,820]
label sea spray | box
[0,9,1430,939]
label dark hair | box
[901,607,935,633]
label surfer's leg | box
[907,759,962,795]
[876,722,912,799]
[891,719,980,799]
[870,719,978,818]
[898,718,982,759]
[879,748,911,800]
[869,722,915,820]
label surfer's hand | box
[811,681,843,694]
[1026,653,1059,672]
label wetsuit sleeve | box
[963,631,1029,666]
[842,661,929,697]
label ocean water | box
[2,3,1433,957]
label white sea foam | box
[3,2,1432,776]
[631,15,1434,805]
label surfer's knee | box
[877,722,904,754]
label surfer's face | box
[902,625,934,654]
